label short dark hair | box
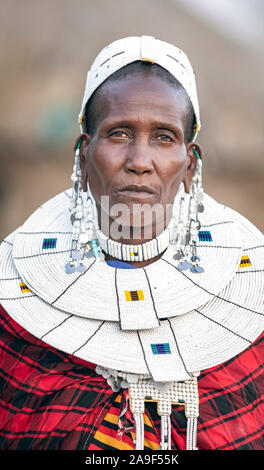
[84,61,196,142]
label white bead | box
[79,233,89,243]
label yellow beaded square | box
[125,290,144,301]
[239,255,252,268]
[20,282,32,293]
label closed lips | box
[118,185,155,194]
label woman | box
[0,36,263,451]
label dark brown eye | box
[155,134,174,142]
[110,131,128,138]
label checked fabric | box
[0,304,263,450]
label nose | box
[124,138,154,175]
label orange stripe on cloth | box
[130,412,160,450]
[90,394,160,450]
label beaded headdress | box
[79,35,201,139]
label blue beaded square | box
[42,238,57,249]
[151,343,171,355]
[198,231,212,242]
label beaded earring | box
[188,148,205,273]
[173,147,205,273]
[65,139,104,274]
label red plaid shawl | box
[0,304,263,450]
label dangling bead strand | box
[134,413,145,450]
[160,415,171,450]
[177,148,205,274]
[65,141,83,274]
[189,150,204,273]
[128,376,199,451]
[177,194,192,271]
[65,141,105,274]
[172,195,186,262]
[186,417,198,450]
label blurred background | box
[0,0,263,239]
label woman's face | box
[79,71,200,239]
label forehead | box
[94,72,189,126]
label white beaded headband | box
[78,35,201,140]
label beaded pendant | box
[128,377,199,450]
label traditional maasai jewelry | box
[1,194,264,450]
[187,148,205,274]
[79,36,201,141]
[94,364,200,450]
[71,35,204,270]
[173,148,205,274]
[97,217,175,263]
[66,139,85,273]
[128,377,199,450]
[95,366,199,450]
[2,190,263,369]
[65,144,205,269]
[1,36,263,451]
[10,189,260,329]
[65,141,104,274]
[65,147,203,268]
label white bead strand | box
[133,413,145,450]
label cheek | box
[161,154,188,199]
[85,142,121,197]
[163,153,187,183]
[89,141,121,173]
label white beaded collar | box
[0,189,263,383]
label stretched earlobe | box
[184,142,202,193]
[192,145,202,161]
[183,176,191,194]
[74,133,91,192]
[173,142,205,274]
[187,142,203,160]
[74,133,91,150]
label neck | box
[97,205,173,245]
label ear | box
[74,133,91,192]
[183,142,203,194]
